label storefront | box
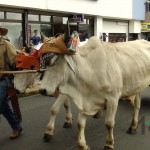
[100,19,128,42]
[141,22,150,41]
[0,0,144,49]
[0,7,94,49]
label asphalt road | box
[1,87,150,150]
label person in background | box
[18,30,23,49]
[79,31,89,42]
[0,26,23,139]
[30,29,41,47]
[2,35,10,42]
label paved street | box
[1,87,150,150]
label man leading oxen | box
[39,36,149,150]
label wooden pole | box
[0,69,47,74]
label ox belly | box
[69,93,106,116]
[121,68,150,97]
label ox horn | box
[40,31,49,43]
[64,20,70,46]
[0,69,47,74]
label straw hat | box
[0,27,8,36]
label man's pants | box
[0,79,22,131]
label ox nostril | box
[39,89,47,95]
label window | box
[7,12,21,20]
[0,11,4,19]
[41,15,51,22]
[0,22,22,48]
[28,14,39,21]
[109,33,126,42]
[145,0,150,12]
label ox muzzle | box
[39,89,47,96]
[39,89,59,97]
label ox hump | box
[79,36,101,57]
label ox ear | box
[64,55,76,74]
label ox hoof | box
[63,122,72,128]
[126,127,137,135]
[43,134,52,142]
[87,146,90,150]
[93,111,101,119]
[103,146,114,150]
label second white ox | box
[13,40,94,131]
[39,37,148,150]
[13,72,73,129]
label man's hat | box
[0,27,8,36]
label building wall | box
[0,0,145,20]
[103,21,128,33]
[145,12,150,22]
[103,21,128,41]
[132,0,145,20]
[129,20,141,33]
[0,0,146,46]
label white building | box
[0,0,145,48]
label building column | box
[94,16,103,39]
[22,10,28,46]
[129,20,141,40]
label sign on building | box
[68,14,84,23]
[141,23,150,31]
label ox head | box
[0,69,45,94]
[39,54,64,96]
[39,25,75,96]
[39,53,75,96]
[14,71,40,94]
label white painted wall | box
[103,21,128,33]
[0,0,145,20]
[94,17,103,37]
[129,20,141,33]
[0,0,48,10]
[132,0,145,20]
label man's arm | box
[6,41,17,67]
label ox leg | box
[127,94,141,135]
[44,94,67,142]
[104,99,119,150]
[77,113,90,150]
[63,99,73,128]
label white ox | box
[13,40,99,131]
[39,37,149,150]
[13,72,73,128]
